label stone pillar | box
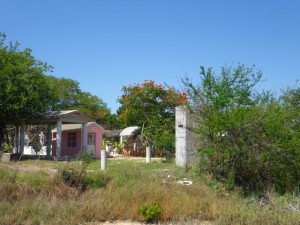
[20,123,25,154]
[56,120,62,158]
[146,146,151,163]
[175,106,200,167]
[46,124,52,158]
[15,125,19,154]
[82,123,87,151]
[101,149,107,170]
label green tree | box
[0,33,53,150]
[46,76,82,111]
[117,80,188,152]
[46,75,112,126]
[183,64,300,194]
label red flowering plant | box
[117,80,188,154]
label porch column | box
[56,120,62,158]
[20,122,25,154]
[15,125,19,154]
[81,123,87,151]
[46,124,51,158]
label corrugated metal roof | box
[120,126,140,136]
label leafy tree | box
[117,80,188,152]
[0,33,53,150]
[46,75,112,126]
[46,76,82,111]
[183,64,300,194]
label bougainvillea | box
[117,80,188,152]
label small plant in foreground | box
[139,201,162,222]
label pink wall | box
[86,123,103,159]
[52,122,103,159]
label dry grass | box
[0,159,300,225]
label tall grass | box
[0,159,300,224]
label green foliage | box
[184,64,300,195]
[85,172,111,189]
[3,143,13,153]
[118,80,188,151]
[46,76,110,121]
[139,202,162,222]
[77,150,95,166]
[0,33,54,145]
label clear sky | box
[1,0,299,113]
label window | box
[68,133,77,147]
[88,133,95,145]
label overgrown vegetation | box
[183,64,300,195]
[1,159,300,225]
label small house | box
[52,122,104,158]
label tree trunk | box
[0,123,5,151]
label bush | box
[139,202,162,222]
[58,164,87,191]
[77,151,95,166]
[3,143,13,153]
[184,64,300,195]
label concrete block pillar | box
[15,125,19,154]
[82,123,87,151]
[46,124,52,158]
[56,120,62,158]
[20,123,25,154]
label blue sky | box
[1,0,299,113]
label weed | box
[58,164,87,191]
[140,201,162,222]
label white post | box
[101,149,107,170]
[20,123,25,154]
[146,146,151,163]
[82,123,87,152]
[56,120,62,158]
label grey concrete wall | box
[175,106,200,167]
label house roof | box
[104,129,122,137]
[30,110,95,125]
[120,126,140,136]
[52,122,105,132]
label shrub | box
[3,143,13,153]
[58,164,87,191]
[139,201,162,222]
[77,151,95,166]
[184,64,300,195]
